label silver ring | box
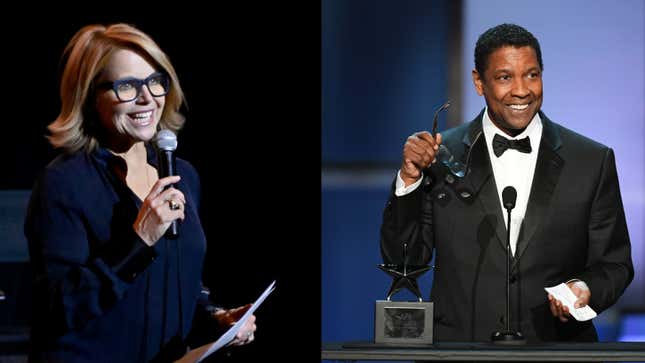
[169,200,180,210]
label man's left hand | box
[547,280,591,322]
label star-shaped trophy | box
[378,263,432,302]
[374,243,434,345]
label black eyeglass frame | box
[97,71,170,102]
[431,100,481,179]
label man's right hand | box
[400,131,442,186]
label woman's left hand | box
[213,304,257,346]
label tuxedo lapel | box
[461,115,507,252]
[513,113,564,265]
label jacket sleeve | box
[380,176,434,266]
[186,283,229,348]
[24,168,157,336]
[573,148,634,312]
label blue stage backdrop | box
[322,0,645,349]
[322,0,452,344]
[322,0,451,165]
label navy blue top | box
[25,143,214,363]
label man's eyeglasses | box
[432,100,465,177]
[431,100,481,179]
[430,100,481,201]
[97,72,170,102]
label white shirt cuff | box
[566,279,590,292]
[395,170,423,196]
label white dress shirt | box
[482,108,542,256]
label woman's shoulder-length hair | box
[48,23,186,154]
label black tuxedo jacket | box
[380,110,633,342]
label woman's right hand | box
[400,131,442,186]
[133,176,186,246]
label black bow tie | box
[492,133,532,157]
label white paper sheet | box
[194,280,276,362]
[544,283,596,321]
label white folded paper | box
[176,280,276,363]
[544,283,596,321]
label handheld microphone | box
[154,129,179,239]
[492,186,525,344]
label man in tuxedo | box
[380,23,633,342]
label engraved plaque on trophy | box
[375,243,433,345]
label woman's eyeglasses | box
[97,72,170,102]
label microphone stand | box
[491,191,526,345]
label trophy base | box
[374,300,433,345]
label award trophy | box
[375,243,433,345]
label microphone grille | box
[155,129,177,151]
[502,186,517,210]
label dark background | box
[3,3,320,362]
